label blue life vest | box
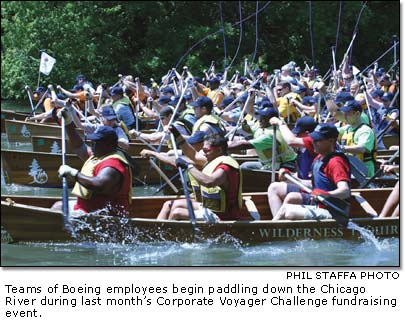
[311,153,351,192]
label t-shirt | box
[214,164,243,221]
[338,123,375,176]
[322,155,351,185]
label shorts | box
[194,204,220,223]
[301,205,333,220]
[286,184,312,205]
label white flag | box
[39,52,56,75]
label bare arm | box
[269,117,305,147]
[140,149,177,168]
[327,180,350,200]
[188,166,228,189]
[227,139,254,150]
[175,134,207,167]
[75,167,122,195]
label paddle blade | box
[320,196,350,228]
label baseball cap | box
[301,96,317,105]
[34,86,46,93]
[292,116,317,134]
[100,106,117,120]
[371,89,384,98]
[255,107,279,118]
[189,96,213,110]
[381,92,393,102]
[309,123,339,141]
[109,86,123,97]
[334,91,354,104]
[162,87,174,95]
[339,100,362,112]
[187,131,207,145]
[158,95,172,105]
[87,126,118,142]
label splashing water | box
[346,221,383,251]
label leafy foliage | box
[1,1,399,99]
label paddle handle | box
[283,172,349,226]
[271,126,277,183]
[61,117,70,222]
[149,159,179,194]
[170,133,197,227]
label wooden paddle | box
[60,116,75,236]
[170,133,197,231]
[360,149,399,188]
[271,125,277,183]
[282,172,349,227]
[24,86,36,116]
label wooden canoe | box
[5,119,85,143]
[1,188,398,243]
[31,135,246,156]
[382,135,399,148]
[31,135,170,156]
[1,149,176,187]
[1,110,29,133]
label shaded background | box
[1,1,400,99]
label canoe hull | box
[1,200,399,244]
[1,149,175,187]
[1,190,398,243]
[5,119,84,143]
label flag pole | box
[37,50,44,88]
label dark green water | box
[1,102,400,266]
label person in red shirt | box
[157,129,243,221]
[274,123,351,221]
[267,115,317,218]
[53,108,132,216]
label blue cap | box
[34,86,46,93]
[168,95,186,106]
[158,95,171,105]
[87,126,118,142]
[339,100,362,112]
[189,96,213,110]
[101,106,117,120]
[302,96,317,105]
[381,92,393,102]
[207,77,220,84]
[219,96,234,108]
[193,76,203,84]
[162,87,174,95]
[70,84,84,93]
[309,123,339,141]
[255,107,279,118]
[335,91,354,104]
[257,100,273,109]
[187,131,207,145]
[371,89,384,98]
[292,116,317,134]
[184,91,192,100]
[295,85,307,94]
[76,74,86,81]
[109,86,123,97]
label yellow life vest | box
[341,123,376,162]
[192,114,224,134]
[199,156,243,213]
[252,127,297,169]
[72,151,132,203]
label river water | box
[0,101,399,266]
